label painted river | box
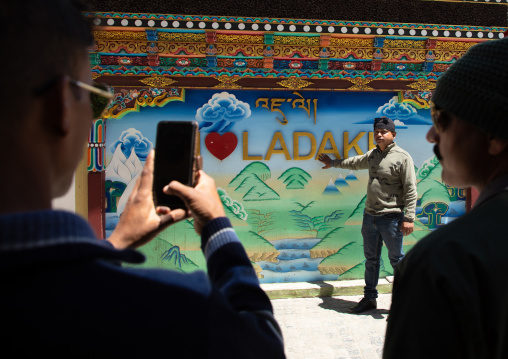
[256,237,339,283]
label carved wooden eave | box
[87,12,506,95]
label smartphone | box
[153,121,199,209]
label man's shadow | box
[314,282,390,319]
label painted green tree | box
[290,201,343,237]
[105,180,127,213]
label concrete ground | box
[262,279,393,359]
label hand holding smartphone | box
[153,121,199,210]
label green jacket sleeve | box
[400,155,417,222]
[330,151,370,171]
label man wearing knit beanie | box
[384,37,508,359]
[319,116,417,314]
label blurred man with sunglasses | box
[0,1,284,358]
[318,117,417,314]
[384,37,508,358]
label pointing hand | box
[318,153,332,169]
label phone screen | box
[153,121,197,209]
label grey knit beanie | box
[431,37,508,140]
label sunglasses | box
[33,77,114,119]
[70,80,114,119]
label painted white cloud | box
[196,92,251,132]
[109,128,153,161]
[377,97,418,120]
[354,96,431,127]
[394,119,407,128]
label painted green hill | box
[345,194,367,225]
[234,173,280,201]
[161,246,197,272]
[338,261,392,280]
[235,173,264,193]
[229,162,279,201]
[415,155,452,204]
[417,178,451,205]
[229,161,271,187]
[286,179,306,189]
[218,187,248,221]
[130,237,199,272]
[243,181,280,201]
[317,241,364,276]
[236,230,280,263]
[417,155,442,182]
[310,226,361,257]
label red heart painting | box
[205,132,238,160]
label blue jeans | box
[361,212,404,299]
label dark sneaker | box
[349,298,377,314]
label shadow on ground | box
[318,296,390,319]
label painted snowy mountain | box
[334,174,349,187]
[116,173,140,216]
[345,170,358,181]
[106,144,145,216]
[323,177,341,195]
[105,144,144,184]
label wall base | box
[261,278,393,300]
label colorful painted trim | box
[86,12,506,83]
[102,87,185,119]
[92,67,442,80]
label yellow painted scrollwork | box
[216,34,264,44]
[329,38,374,47]
[347,78,374,91]
[274,35,320,46]
[93,31,147,41]
[158,32,206,42]
[139,74,177,88]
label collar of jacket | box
[375,141,397,153]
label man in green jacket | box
[319,117,417,313]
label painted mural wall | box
[104,89,465,283]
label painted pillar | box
[88,172,105,239]
[87,119,106,239]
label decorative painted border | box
[92,68,442,81]
[88,13,507,39]
[102,87,185,119]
